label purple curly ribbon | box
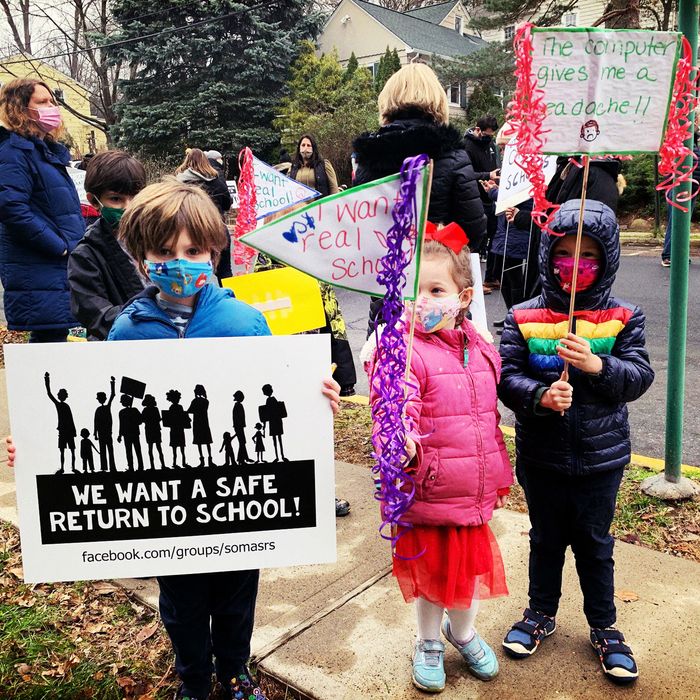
[370,154,428,550]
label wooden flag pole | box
[560,154,591,384]
[404,159,434,383]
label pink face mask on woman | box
[552,257,600,293]
[29,106,62,132]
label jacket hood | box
[353,119,465,173]
[540,199,619,312]
[176,168,215,184]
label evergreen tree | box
[343,51,359,83]
[374,46,400,93]
[108,0,320,162]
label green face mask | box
[95,198,125,228]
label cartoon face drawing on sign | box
[580,119,600,143]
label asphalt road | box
[336,247,700,467]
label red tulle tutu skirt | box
[392,523,508,609]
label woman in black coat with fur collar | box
[353,63,486,336]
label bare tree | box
[377,0,446,11]
[594,0,640,28]
[0,0,32,54]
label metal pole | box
[665,0,697,483]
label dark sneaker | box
[339,385,356,397]
[335,497,350,517]
[173,685,204,700]
[590,627,639,684]
[661,258,671,267]
[502,608,556,658]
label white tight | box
[415,596,480,642]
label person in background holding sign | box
[68,150,147,340]
[354,63,486,337]
[287,134,357,399]
[106,179,340,700]
[289,133,339,197]
[0,78,85,343]
[364,223,512,693]
[498,199,653,685]
[464,115,501,292]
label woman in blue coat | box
[0,78,84,341]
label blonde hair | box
[175,148,218,178]
[0,78,64,141]
[119,179,228,266]
[378,63,449,126]
[423,238,473,325]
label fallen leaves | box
[614,589,640,603]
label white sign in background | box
[531,29,680,154]
[253,157,319,219]
[495,139,558,214]
[6,335,335,583]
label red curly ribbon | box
[233,147,258,272]
[507,23,561,236]
[657,36,699,212]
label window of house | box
[564,12,577,26]
[455,15,463,34]
[504,25,515,41]
[447,83,461,105]
[370,62,380,79]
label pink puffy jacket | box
[369,320,513,528]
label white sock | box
[447,599,480,643]
[415,597,444,640]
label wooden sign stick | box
[560,154,591,386]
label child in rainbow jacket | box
[498,199,654,684]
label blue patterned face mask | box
[144,259,213,298]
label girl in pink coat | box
[366,223,513,693]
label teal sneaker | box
[442,618,499,681]
[412,639,446,693]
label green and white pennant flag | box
[241,166,431,299]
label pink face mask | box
[552,257,600,293]
[29,106,62,132]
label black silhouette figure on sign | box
[232,390,254,464]
[219,432,237,467]
[259,384,288,462]
[188,385,216,467]
[253,423,265,463]
[118,394,144,471]
[44,372,77,474]
[94,376,116,472]
[162,389,191,468]
[141,394,166,470]
[80,428,100,473]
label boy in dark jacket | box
[498,199,654,684]
[67,150,147,340]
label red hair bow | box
[424,221,469,255]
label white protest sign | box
[242,167,430,299]
[254,156,319,219]
[226,180,239,209]
[531,28,681,154]
[67,167,89,205]
[6,335,335,583]
[469,253,488,330]
[495,139,558,214]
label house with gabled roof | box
[318,0,487,116]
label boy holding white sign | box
[104,180,341,700]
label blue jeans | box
[662,197,696,261]
[517,465,624,628]
[158,569,259,698]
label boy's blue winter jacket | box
[108,284,271,341]
[498,199,654,475]
[0,127,84,329]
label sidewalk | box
[1,366,699,698]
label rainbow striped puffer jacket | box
[498,199,654,475]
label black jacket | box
[547,157,621,212]
[498,199,654,476]
[176,168,232,215]
[353,117,487,250]
[67,218,146,340]
[464,128,500,204]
